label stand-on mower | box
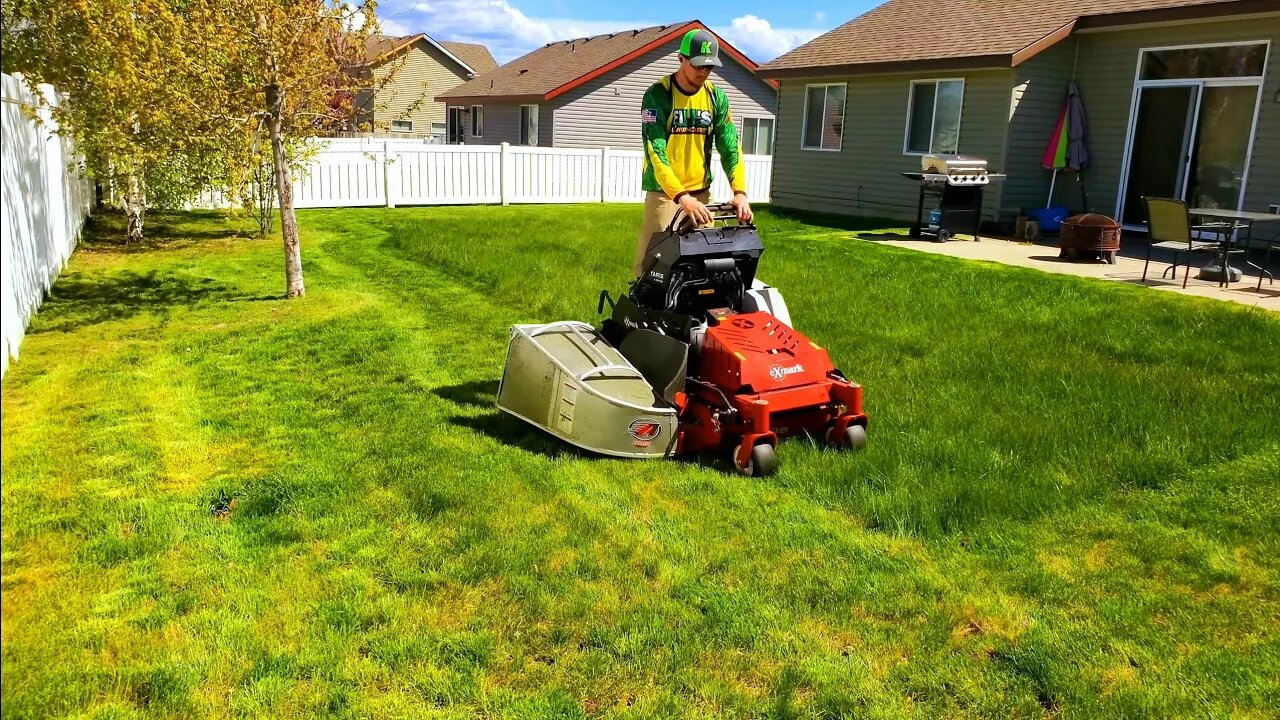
[497,203,867,476]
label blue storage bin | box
[1028,206,1069,232]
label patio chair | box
[1140,197,1232,289]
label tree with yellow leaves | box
[2,0,224,243]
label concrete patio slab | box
[858,233,1280,312]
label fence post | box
[500,142,509,205]
[599,146,609,203]
[383,140,396,208]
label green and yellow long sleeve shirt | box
[640,75,747,199]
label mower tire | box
[734,443,778,477]
[844,425,868,450]
[828,424,868,451]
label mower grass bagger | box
[496,203,868,476]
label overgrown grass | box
[2,204,1277,719]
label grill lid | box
[922,154,988,175]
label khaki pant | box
[633,189,712,277]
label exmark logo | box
[769,364,804,381]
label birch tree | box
[185,0,388,298]
[2,0,221,243]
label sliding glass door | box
[1117,42,1266,227]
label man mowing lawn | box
[635,28,753,276]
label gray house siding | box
[1003,40,1078,214]
[1068,16,1280,230]
[770,70,1012,224]
[551,40,777,150]
[463,102,552,146]
[770,14,1280,238]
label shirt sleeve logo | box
[641,109,658,123]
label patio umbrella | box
[1042,81,1090,208]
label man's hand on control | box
[678,194,713,226]
[730,193,753,223]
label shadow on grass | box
[80,210,257,254]
[1027,254,1108,264]
[448,411,600,460]
[432,380,585,459]
[30,270,277,333]
[433,380,753,475]
[854,232,913,241]
[760,205,903,234]
[433,379,499,409]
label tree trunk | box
[124,170,145,244]
[267,83,304,298]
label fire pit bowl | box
[1059,213,1121,264]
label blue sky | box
[376,0,881,65]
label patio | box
[861,231,1280,311]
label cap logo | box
[700,41,712,55]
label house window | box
[802,84,845,151]
[905,79,964,155]
[471,105,484,137]
[390,119,413,133]
[741,117,774,155]
[1140,43,1266,81]
[520,105,539,146]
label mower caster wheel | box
[844,425,868,451]
[734,443,777,477]
[827,424,868,451]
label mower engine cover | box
[632,222,763,316]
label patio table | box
[1189,208,1280,290]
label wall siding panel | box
[770,70,1011,224]
[1070,16,1280,234]
[372,41,473,137]
[551,40,777,150]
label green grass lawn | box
[2,204,1278,719]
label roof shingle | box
[441,42,498,75]
[758,0,1254,75]
[437,21,766,102]
[363,34,496,75]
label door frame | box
[1113,39,1269,231]
[446,106,465,144]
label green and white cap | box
[679,28,721,68]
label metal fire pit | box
[1059,213,1121,264]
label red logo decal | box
[628,419,662,441]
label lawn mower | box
[496,203,867,476]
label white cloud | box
[814,10,826,24]
[718,15,824,63]
[374,2,825,66]
[378,0,654,63]
[378,17,412,36]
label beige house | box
[758,0,1279,236]
[354,34,497,139]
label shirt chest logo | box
[670,108,713,134]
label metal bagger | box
[497,203,867,476]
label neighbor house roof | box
[440,42,498,75]
[758,0,1273,77]
[363,33,491,76]
[436,20,773,104]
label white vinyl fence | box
[1,73,94,378]
[202,138,772,209]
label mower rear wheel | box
[733,443,778,477]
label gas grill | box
[901,155,1004,242]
